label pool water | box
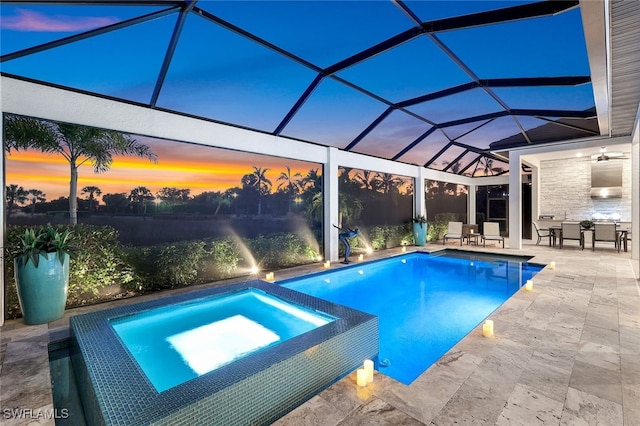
[110,288,335,392]
[282,251,543,384]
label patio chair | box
[560,222,584,250]
[481,222,504,248]
[592,222,619,252]
[533,221,550,245]
[443,221,463,245]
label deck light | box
[265,272,275,282]
[524,280,533,291]
[549,261,556,270]
[356,368,367,387]
[358,254,364,262]
[482,320,494,337]
[363,359,374,383]
[323,261,330,269]
[401,245,407,252]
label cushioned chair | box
[481,222,504,248]
[533,221,550,245]
[592,222,619,252]
[560,222,583,250]
[443,221,463,245]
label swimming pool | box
[282,250,543,384]
[110,289,335,392]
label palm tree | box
[6,184,28,218]
[26,189,46,216]
[4,115,157,224]
[102,193,130,214]
[374,173,404,194]
[301,168,322,193]
[129,186,155,215]
[301,168,322,221]
[248,166,271,215]
[81,185,102,213]
[156,187,191,204]
[355,170,377,191]
[277,166,302,213]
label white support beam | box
[1,77,329,165]
[531,165,541,237]
[416,167,427,218]
[508,153,523,249]
[631,104,640,265]
[468,184,477,225]
[0,113,5,326]
[580,0,611,137]
[324,148,340,262]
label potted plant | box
[580,220,594,229]
[13,225,74,325]
[412,215,428,246]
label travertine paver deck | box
[1,241,639,425]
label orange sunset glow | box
[5,135,321,201]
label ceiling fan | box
[591,147,629,163]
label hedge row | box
[3,225,319,320]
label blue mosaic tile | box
[70,280,378,425]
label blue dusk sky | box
[1,1,594,175]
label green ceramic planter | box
[15,252,69,325]
[412,223,427,246]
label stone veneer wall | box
[540,156,632,221]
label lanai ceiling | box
[2,0,634,177]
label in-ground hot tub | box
[70,281,378,426]
[110,288,336,393]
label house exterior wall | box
[540,156,632,221]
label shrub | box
[124,240,209,291]
[430,213,458,241]
[368,226,387,250]
[362,224,413,250]
[248,233,318,269]
[201,238,241,279]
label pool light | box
[482,320,494,337]
[167,315,279,375]
[524,280,533,291]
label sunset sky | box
[5,133,322,202]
